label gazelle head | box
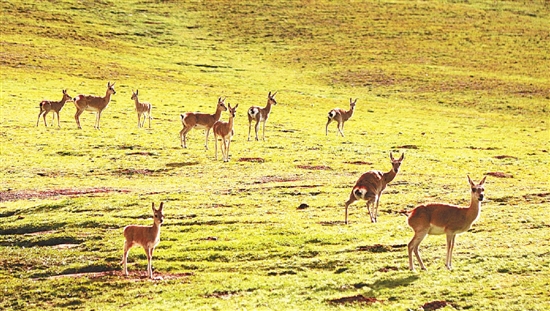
[349,98,358,110]
[468,175,486,202]
[152,202,164,225]
[107,81,116,95]
[131,89,138,101]
[228,103,238,118]
[217,97,228,112]
[390,152,405,173]
[268,91,278,105]
[62,89,73,102]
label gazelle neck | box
[213,106,223,120]
[383,169,397,184]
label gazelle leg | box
[55,111,61,128]
[344,192,356,224]
[75,110,83,129]
[122,241,130,276]
[325,118,332,136]
[337,121,344,137]
[204,129,211,150]
[254,120,260,141]
[408,230,428,271]
[446,234,456,270]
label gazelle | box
[131,89,153,128]
[36,89,73,127]
[344,152,404,224]
[122,202,165,279]
[407,175,487,271]
[326,98,357,137]
[73,81,116,129]
[180,97,227,149]
[247,91,277,141]
[213,103,238,162]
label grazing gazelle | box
[36,89,73,127]
[73,81,116,129]
[345,152,404,224]
[180,97,227,150]
[247,91,277,141]
[122,202,165,279]
[407,175,487,271]
[326,98,357,137]
[130,89,153,128]
[213,103,238,162]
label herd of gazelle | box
[37,83,487,277]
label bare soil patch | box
[0,188,129,202]
[344,161,373,165]
[239,157,265,163]
[421,300,456,311]
[42,270,193,281]
[296,165,332,170]
[487,172,514,178]
[328,294,380,305]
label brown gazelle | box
[213,103,238,162]
[131,89,153,128]
[407,175,487,271]
[180,97,227,149]
[73,81,116,129]
[326,98,357,136]
[344,152,404,224]
[36,89,73,127]
[247,91,277,141]
[122,202,165,279]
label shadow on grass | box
[354,274,420,292]
[166,161,200,167]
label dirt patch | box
[0,188,129,202]
[251,176,301,184]
[297,165,332,170]
[239,157,265,163]
[205,290,241,299]
[345,161,373,165]
[357,244,392,253]
[114,168,170,176]
[493,155,518,160]
[487,172,513,178]
[42,270,193,281]
[421,300,455,311]
[378,266,399,273]
[394,144,418,149]
[328,295,380,305]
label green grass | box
[1,0,549,310]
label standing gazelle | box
[345,152,404,224]
[180,97,227,150]
[122,202,165,279]
[247,91,277,141]
[131,89,153,128]
[407,175,487,271]
[326,98,357,137]
[73,81,116,129]
[36,89,73,127]
[213,103,238,162]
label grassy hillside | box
[1,0,549,310]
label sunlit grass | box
[1,0,549,310]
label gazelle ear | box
[159,202,164,211]
[234,104,239,109]
[467,175,475,187]
[479,176,487,185]
[399,152,405,161]
[272,91,277,97]
[390,152,394,161]
[228,103,232,109]
[152,202,156,212]
[136,89,138,95]
[63,89,67,94]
